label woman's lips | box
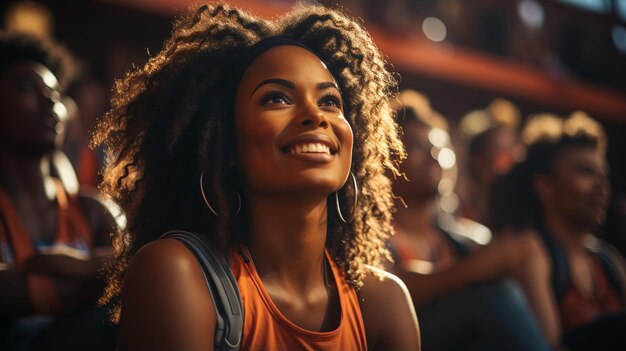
[285,151,335,162]
[283,142,335,162]
[281,134,338,153]
[280,134,339,163]
[288,142,331,155]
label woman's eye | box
[261,93,290,105]
[319,94,342,109]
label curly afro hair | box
[94,2,405,321]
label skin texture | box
[234,45,351,331]
[392,119,560,346]
[118,45,419,351]
[0,61,116,318]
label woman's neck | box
[245,192,329,293]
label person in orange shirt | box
[0,31,117,350]
[491,112,626,350]
[95,3,420,350]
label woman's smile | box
[234,44,353,194]
[280,133,338,163]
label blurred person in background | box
[0,31,117,351]
[456,99,521,225]
[490,112,626,351]
[390,90,558,350]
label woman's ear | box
[533,174,553,205]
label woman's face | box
[0,61,66,153]
[539,146,610,229]
[234,45,353,196]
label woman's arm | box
[23,193,117,282]
[394,232,548,308]
[117,238,217,351]
[358,267,421,351]
[394,231,560,346]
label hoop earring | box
[199,170,241,216]
[335,171,358,223]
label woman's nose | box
[296,100,329,129]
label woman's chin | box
[297,180,344,195]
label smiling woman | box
[94,2,419,351]
[234,43,353,196]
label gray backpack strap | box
[160,230,243,351]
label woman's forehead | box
[240,45,335,85]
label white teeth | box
[289,143,331,155]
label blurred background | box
[1,0,625,254]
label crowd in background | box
[1,1,625,350]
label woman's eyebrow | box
[251,78,294,96]
[251,79,340,96]
[317,81,339,91]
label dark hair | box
[94,3,404,322]
[0,31,75,89]
[489,112,606,232]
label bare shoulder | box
[358,266,421,351]
[118,238,216,351]
[358,266,411,303]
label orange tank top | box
[559,254,624,332]
[231,249,368,351]
[0,181,94,314]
